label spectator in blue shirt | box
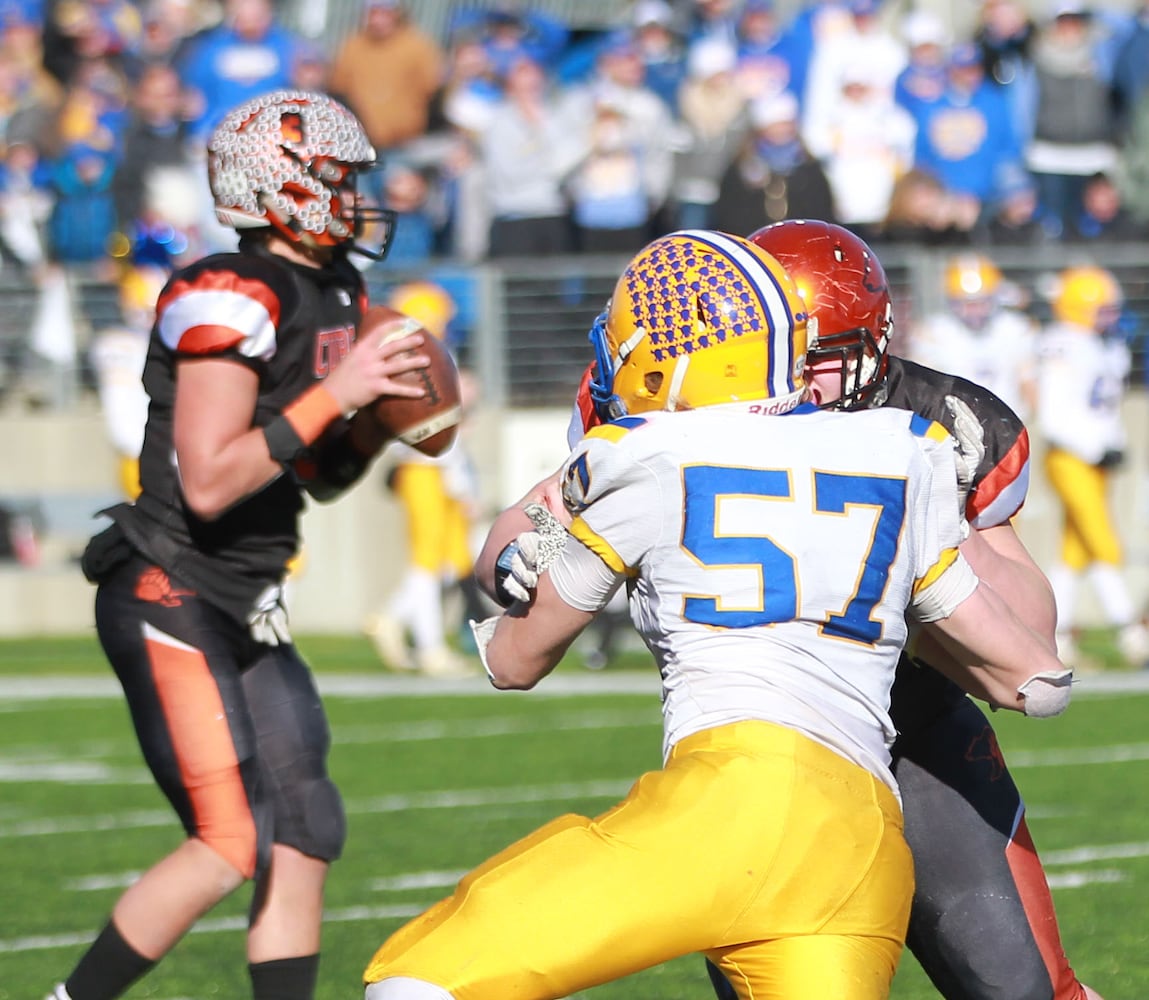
[177,0,302,139]
[912,42,1021,207]
[447,3,569,83]
[735,0,805,108]
[894,9,951,116]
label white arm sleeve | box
[549,534,626,613]
[910,551,979,623]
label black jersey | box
[885,356,1033,736]
[106,242,367,626]
[884,356,1030,529]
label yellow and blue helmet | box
[588,230,810,421]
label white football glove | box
[499,503,571,604]
[944,394,986,512]
[247,584,291,646]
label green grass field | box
[1,635,1146,999]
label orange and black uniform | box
[83,240,370,880]
[880,358,1087,1000]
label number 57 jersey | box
[559,403,970,795]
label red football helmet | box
[748,220,892,410]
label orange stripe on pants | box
[145,634,258,878]
[1006,816,1087,1000]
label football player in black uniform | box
[714,221,1101,1000]
[45,91,429,1000]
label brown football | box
[362,304,462,457]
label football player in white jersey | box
[362,231,1072,1000]
[1038,265,1149,667]
[907,253,1039,422]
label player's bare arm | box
[484,572,594,689]
[914,521,1058,672]
[174,333,429,520]
[924,579,1070,716]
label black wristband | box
[263,415,308,464]
[493,540,521,608]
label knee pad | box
[277,775,347,862]
[365,978,454,1000]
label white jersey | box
[909,309,1037,421]
[553,404,970,795]
[1037,322,1129,464]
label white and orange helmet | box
[207,89,397,259]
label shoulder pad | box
[584,415,649,444]
[157,254,295,359]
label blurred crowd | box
[3,0,1149,283]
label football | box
[362,304,462,457]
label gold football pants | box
[364,720,912,999]
[1044,447,1123,569]
[392,463,473,578]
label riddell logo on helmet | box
[747,396,802,416]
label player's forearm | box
[485,576,594,689]
[926,581,1070,714]
[959,527,1057,648]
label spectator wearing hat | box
[894,9,951,116]
[176,0,303,139]
[632,0,687,113]
[975,161,1052,245]
[672,36,747,229]
[565,97,652,253]
[711,89,834,232]
[909,41,1021,213]
[1025,2,1121,237]
[448,3,569,83]
[734,0,804,106]
[482,55,580,257]
[328,0,444,154]
[560,31,675,231]
[802,0,907,147]
[802,55,916,243]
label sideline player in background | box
[363,279,486,677]
[1037,264,1149,669]
[363,231,1072,1000]
[44,90,428,1000]
[907,251,1039,423]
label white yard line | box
[0,779,634,839]
[2,670,1146,704]
[11,850,1140,955]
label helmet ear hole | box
[644,371,664,395]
